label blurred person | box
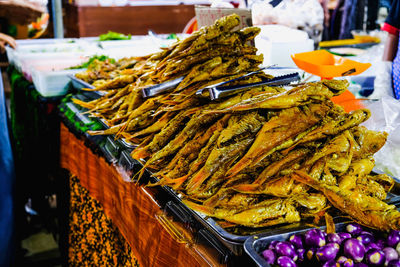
[0,2,43,266]
[0,32,16,53]
[371,0,400,99]
[0,23,16,267]
[382,0,400,98]
[0,52,15,267]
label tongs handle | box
[195,65,275,97]
[208,72,301,100]
[206,66,272,88]
[141,76,184,98]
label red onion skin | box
[383,247,399,266]
[322,260,339,267]
[337,256,349,264]
[365,249,385,266]
[305,229,326,247]
[387,231,400,248]
[343,238,366,262]
[276,256,296,267]
[275,241,297,261]
[346,223,363,235]
[262,249,276,264]
[289,234,304,249]
[316,243,340,262]
[388,259,400,267]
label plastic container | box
[102,46,162,60]
[24,56,87,81]
[31,69,84,97]
[14,41,97,54]
[8,40,100,74]
[255,25,314,67]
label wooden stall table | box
[59,122,227,266]
[64,3,196,37]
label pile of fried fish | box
[73,14,400,231]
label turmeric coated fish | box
[226,102,331,177]
[293,171,400,231]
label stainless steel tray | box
[150,171,400,256]
[145,172,351,256]
[96,117,137,151]
[68,74,95,90]
[244,223,348,267]
[68,74,105,98]
[244,208,400,267]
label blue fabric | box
[0,70,15,267]
[393,36,400,99]
[386,0,400,29]
[339,0,358,39]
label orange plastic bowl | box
[291,50,371,79]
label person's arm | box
[383,32,399,61]
[0,33,16,53]
[319,0,330,26]
[382,0,400,61]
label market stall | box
[5,9,400,267]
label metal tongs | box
[140,68,267,98]
[141,66,273,98]
[196,71,301,100]
[141,76,184,98]
[141,66,300,99]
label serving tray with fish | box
[135,153,400,257]
[71,14,400,253]
[68,74,106,99]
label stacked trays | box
[67,75,400,265]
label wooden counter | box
[64,4,196,37]
[59,123,226,266]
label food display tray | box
[244,205,400,267]
[115,141,400,257]
[96,117,137,151]
[68,74,94,89]
[142,168,352,257]
[373,168,400,205]
[148,170,400,257]
[61,92,400,260]
[244,223,349,267]
[68,74,105,98]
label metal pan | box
[244,223,350,267]
[68,74,105,98]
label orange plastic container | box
[291,50,370,112]
[291,50,371,79]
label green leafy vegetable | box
[68,55,115,69]
[99,31,131,41]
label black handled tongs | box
[196,72,301,100]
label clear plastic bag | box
[251,0,324,44]
[369,61,394,99]
[361,96,400,179]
